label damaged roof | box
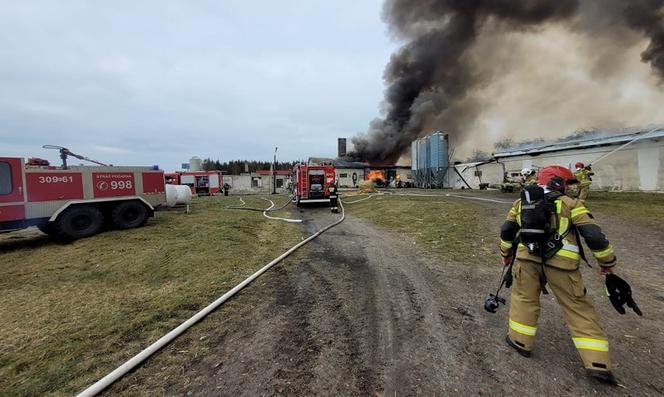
[493,128,664,158]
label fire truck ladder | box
[42,145,109,169]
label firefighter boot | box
[544,267,613,379]
[506,260,541,357]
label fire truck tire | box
[37,223,54,235]
[111,201,149,229]
[54,205,104,240]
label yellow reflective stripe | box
[509,319,537,336]
[500,240,513,249]
[592,245,614,259]
[555,249,580,260]
[558,217,569,235]
[573,337,609,352]
[518,243,527,249]
[571,207,590,218]
[555,199,562,214]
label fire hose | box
[589,127,663,167]
[77,199,345,397]
[225,195,302,223]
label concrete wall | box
[336,168,364,188]
[222,174,291,194]
[452,138,664,191]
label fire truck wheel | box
[111,201,149,229]
[54,206,104,240]
[37,223,54,235]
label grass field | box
[584,191,664,230]
[0,195,301,396]
[345,194,497,266]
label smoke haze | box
[351,0,664,163]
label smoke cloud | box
[350,0,664,163]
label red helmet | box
[575,162,585,169]
[537,165,579,191]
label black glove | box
[605,274,643,316]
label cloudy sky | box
[0,1,396,170]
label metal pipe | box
[77,200,345,397]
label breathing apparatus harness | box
[485,185,572,312]
[485,184,644,316]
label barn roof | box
[493,128,664,159]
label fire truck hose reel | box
[76,199,346,397]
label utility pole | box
[272,146,278,194]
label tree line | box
[202,158,301,174]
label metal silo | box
[429,131,449,169]
[413,131,449,188]
[411,140,418,170]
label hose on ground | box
[225,195,294,212]
[76,199,345,397]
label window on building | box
[474,170,482,177]
[339,173,348,178]
[0,162,12,195]
[251,177,261,188]
[276,178,284,188]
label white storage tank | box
[189,156,203,172]
[165,184,193,206]
[174,185,193,205]
[165,184,178,207]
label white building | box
[450,129,664,192]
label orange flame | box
[367,170,384,181]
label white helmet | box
[521,168,533,177]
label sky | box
[0,0,396,171]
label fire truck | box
[0,147,167,240]
[164,170,223,196]
[292,164,337,206]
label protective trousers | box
[507,259,611,372]
[578,181,591,201]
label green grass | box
[583,191,664,230]
[345,194,496,266]
[0,195,300,396]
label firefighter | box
[574,162,594,201]
[499,165,618,384]
[520,168,537,186]
[328,184,339,213]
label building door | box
[0,158,26,222]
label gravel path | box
[165,195,664,396]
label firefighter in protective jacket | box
[574,162,594,200]
[499,165,618,384]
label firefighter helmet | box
[521,168,533,177]
[537,165,579,191]
[575,161,585,169]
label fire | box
[367,170,384,181]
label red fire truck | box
[165,170,223,195]
[292,164,337,206]
[0,150,167,240]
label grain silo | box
[411,131,449,188]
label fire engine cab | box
[292,164,337,206]
[0,151,166,240]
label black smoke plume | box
[350,0,664,163]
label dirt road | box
[152,193,664,396]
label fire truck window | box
[0,162,12,195]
